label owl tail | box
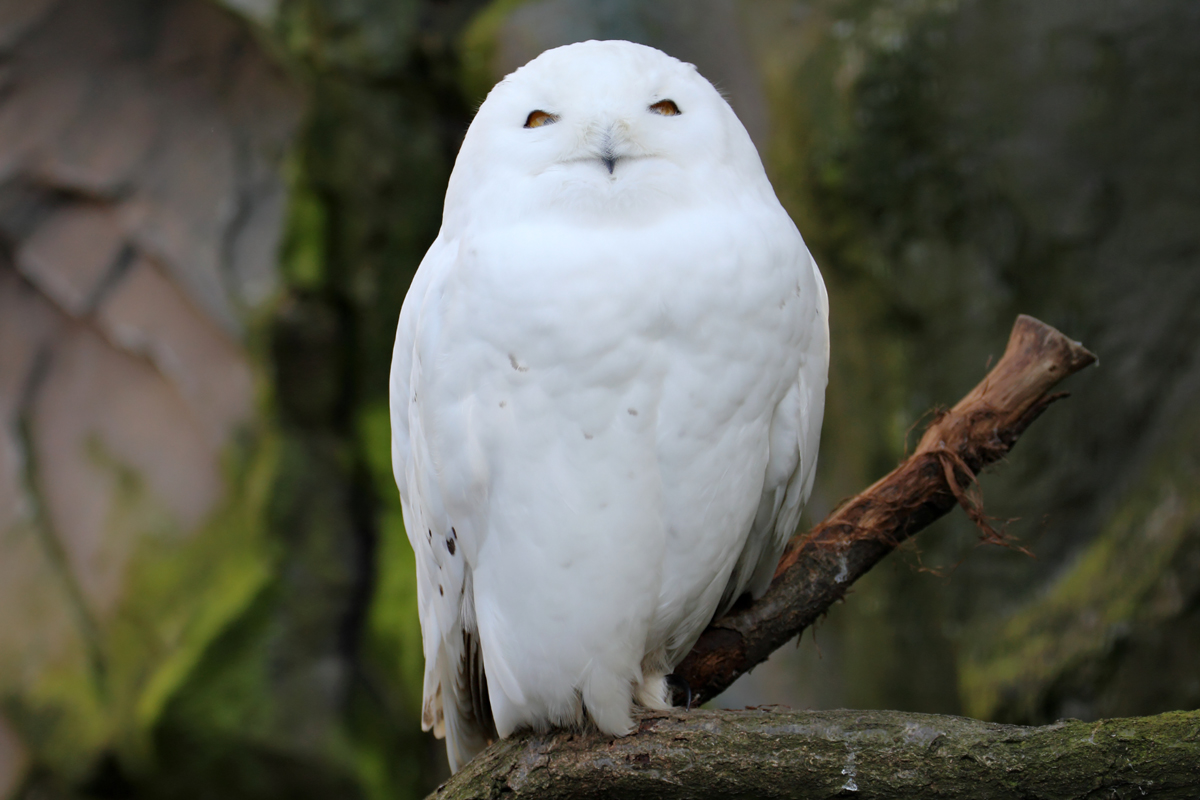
[433,629,497,772]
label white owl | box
[390,40,828,771]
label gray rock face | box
[0,0,300,793]
[1,0,480,795]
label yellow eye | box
[649,99,681,116]
[524,110,559,128]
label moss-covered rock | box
[0,0,482,797]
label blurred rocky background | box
[0,0,1196,798]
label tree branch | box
[439,707,1200,799]
[675,314,1097,705]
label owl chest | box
[440,215,801,384]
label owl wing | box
[390,236,494,768]
[719,255,829,613]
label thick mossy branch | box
[439,708,1200,799]
[675,315,1097,705]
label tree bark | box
[438,707,1200,799]
[433,315,1106,798]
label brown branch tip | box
[673,314,1095,705]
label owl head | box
[442,40,771,230]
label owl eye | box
[649,99,681,116]
[524,110,559,128]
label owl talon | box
[667,674,693,710]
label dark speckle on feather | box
[439,584,444,596]
[447,537,456,555]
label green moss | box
[440,707,1200,800]
[960,416,1200,721]
[357,403,423,715]
[275,0,420,77]
[4,428,280,779]
[2,649,108,784]
[121,442,279,762]
[357,402,397,504]
[281,157,329,291]
[155,585,279,740]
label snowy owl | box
[390,40,828,770]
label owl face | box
[445,40,766,229]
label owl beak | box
[596,123,625,175]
